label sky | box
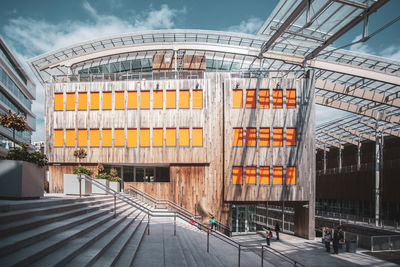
[0,0,399,142]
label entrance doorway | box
[231,205,256,233]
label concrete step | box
[175,222,202,267]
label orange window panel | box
[179,128,189,146]
[153,128,163,147]
[127,91,137,109]
[259,89,270,108]
[246,89,256,108]
[54,93,63,111]
[259,167,270,185]
[273,166,283,184]
[272,89,283,108]
[66,93,75,111]
[153,90,163,109]
[192,128,203,146]
[192,89,203,109]
[246,128,257,146]
[66,129,75,147]
[54,129,63,147]
[166,128,176,146]
[232,89,243,108]
[166,90,176,108]
[140,128,150,147]
[286,166,296,184]
[286,128,296,146]
[90,92,100,110]
[90,129,99,147]
[286,89,296,108]
[246,167,256,184]
[115,91,125,109]
[115,128,125,146]
[78,92,87,110]
[102,129,112,147]
[140,91,150,109]
[179,90,190,108]
[273,128,283,146]
[102,92,112,110]
[232,166,243,185]
[78,129,87,147]
[127,128,137,147]
[259,128,270,147]
[233,128,243,147]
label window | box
[66,129,75,147]
[179,90,190,108]
[286,166,296,184]
[246,89,256,108]
[131,166,170,182]
[115,91,125,109]
[140,128,150,147]
[272,89,283,108]
[192,128,203,147]
[246,166,256,184]
[232,89,243,108]
[273,166,283,184]
[273,128,283,146]
[153,128,163,147]
[140,90,150,109]
[192,89,203,108]
[166,128,176,146]
[54,129,63,147]
[103,92,112,110]
[127,128,137,147]
[90,129,99,147]
[166,90,176,108]
[127,91,137,109]
[66,93,75,111]
[78,129,87,147]
[115,128,125,146]
[232,166,243,185]
[233,128,243,146]
[260,167,270,185]
[286,128,296,146]
[259,89,269,108]
[153,90,163,109]
[259,128,270,147]
[78,92,87,110]
[246,128,257,146]
[102,129,112,146]
[54,93,63,111]
[286,89,296,108]
[179,128,189,146]
[90,92,100,110]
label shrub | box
[96,173,111,180]
[73,167,93,176]
[6,144,48,168]
[109,176,122,182]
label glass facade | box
[103,164,170,183]
[0,66,31,109]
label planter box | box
[109,181,120,192]
[63,174,92,195]
[0,160,45,199]
[92,179,109,194]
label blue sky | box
[1,0,399,141]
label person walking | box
[210,216,216,231]
[275,222,280,240]
[265,227,273,246]
[324,228,331,252]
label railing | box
[371,235,400,252]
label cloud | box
[227,17,264,34]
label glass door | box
[238,206,246,232]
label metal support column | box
[323,144,327,174]
[375,114,381,226]
[339,143,342,173]
[282,201,285,231]
[357,139,361,171]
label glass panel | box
[233,128,243,146]
[246,128,256,146]
[245,89,256,108]
[232,89,243,108]
[232,166,243,185]
[273,166,283,184]
[179,128,189,146]
[90,129,99,147]
[78,92,87,110]
[90,92,99,110]
[115,91,125,109]
[78,129,87,147]
[140,91,150,109]
[286,166,296,184]
[153,128,163,147]
[140,128,150,147]
[238,207,246,232]
[286,89,296,108]
[166,90,176,108]
[179,90,190,108]
[192,128,203,147]
[103,92,112,110]
[124,166,134,182]
[102,129,112,147]
[145,168,155,182]
[286,128,296,146]
[273,89,283,108]
[259,89,269,108]
[153,90,163,109]
[127,91,137,109]
[259,128,270,146]
[156,167,170,182]
[166,128,176,146]
[115,128,125,146]
[127,129,137,147]
[54,129,63,147]
[273,128,283,146]
[232,206,237,233]
[66,93,75,111]
[248,206,256,232]
[135,167,145,182]
[192,89,203,108]
[54,93,63,111]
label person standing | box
[332,227,344,255]
[324,228,331,252]
[265,227,273,246]
[275,222,280,240]
[210,216,216,231]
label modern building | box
[0,36,36,156]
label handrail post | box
[174,212,176,236]
[261,246,264,267]
[207,229,210,253]
[238,244,241,267]
[114,193,116,218]
[148,212,150,235]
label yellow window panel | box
[259,89,269,108]
[78,92,87,110]
[127,91,137,109]
[153,128,163,147]
[245,89,256,108]
[192,128,203,147]
[232,89,243,108]
[273,128,283,146]
[54,93,63,111]
[273,166,283,184]
[286,166,296,184]
[246,167,256,184]
[273,89,283,108]
[78,129,87,147]
[103,92,112,110]
[286,89,296,108]
[102,129,112,147]
[232,128,243,147]
[232,166,243,185]
[166,90,176,108]
[127,128,137,147]
[246,128,257,147]
[259,128,270,147]
[90,129,99,147]
[153,90,163,109]
[115,128,125,146]
[54,129,63,147]
[286,128,296,146]
[166,128,176,146]
[179,90,190,108]
[115,91,125,110]
[140,91,150,109]
[140,128,150,147]
[66,129,75,147]
[66,93,75,111]
[259,167,270,185]
[90,92,100,110]
[179,128,189,146]
[192,89,203,109]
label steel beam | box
[316,143,330,152]
[360,121,400,138]
[322,130,358,146]
[338,126,376,141]
[331,0,368,9]
[316,137,344,149]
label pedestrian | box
[275,222,280,240]
[324,228,331,252]
[265,227,273,246]
[210,216,216,231]
[332,227,344,255]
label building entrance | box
[231,205,256,233]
